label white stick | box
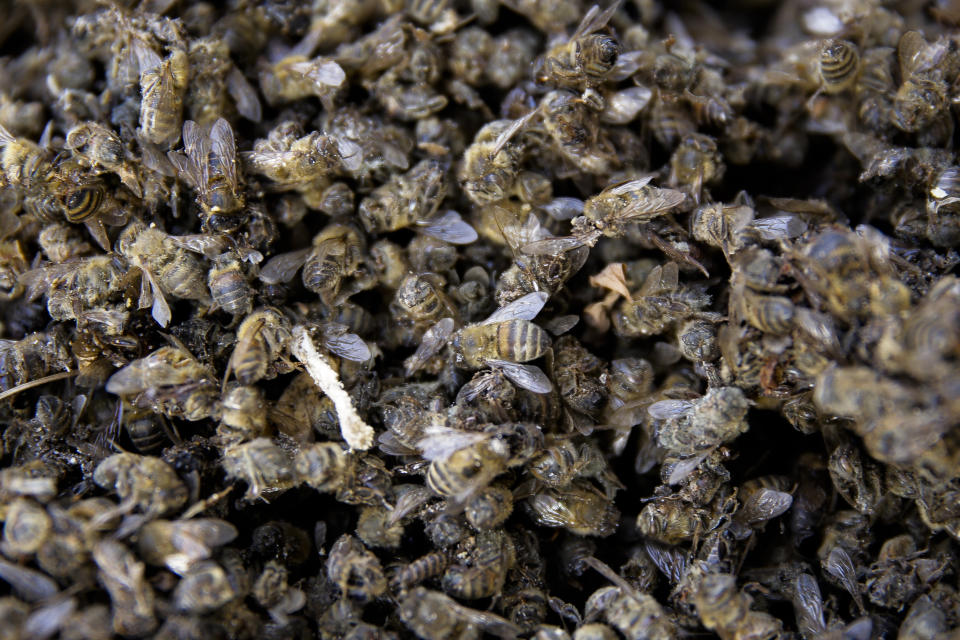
[289,325,374,451]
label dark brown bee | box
[536,3,621,91]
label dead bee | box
[399,587,521,640]
[106,343,219,422]
[525,479,620,537]
[168,118,245,233]
[138,48,189,148]
[259,223,375,307]
[459,114,537,206]
[535,3,621,92]
[359,159,476,244]
[693,572,783,640]
[406,291,552,394]
[326,534,387,604]
[65,121,140,196]
[221,437,298,502]
[522,178,686,259]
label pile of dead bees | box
[0,0,958,637]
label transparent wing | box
[666,451,711,485]
[141,267,171,328]
[259,248,311,284]
[210,118,239,189]
[644,541,688,583]
[544,314,579,336]
[0,557,59,602]
[132,39,163,74]
[321,325,372,362]
[897,30,926,76]
[417,424,490,461]
[542,197,585,221]
[481,291,548,325]
[226,67,262,122]
[457,605,523,639]
[647,399,694,420]
[793,573,827,636]
[620,187,686,221]
[24,597,75,639]
[0,123,15,145]
[737,488,793,525]
[168,233,231,257]
[750,215,808,240]
[824,547,864,611]
[388,486,434,525]
[19,264,71,301]
[404,317,455,376]
[486,360,552,394]
[171,518,239,552]
[521,234,591,255]
[572,0,620,39]
[419,210,479,244]
[604,175,654,194]
[457,371,498,403]
[291,59,346,87]
[601,86,652,124]
[491,110,537,156]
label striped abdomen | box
[819,40,859,93]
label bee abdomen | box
[392,551,448,591]
[210,270,252,315]
[496,320,550,363]
[62,184,104,223]
[819,40,860,93]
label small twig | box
[289,325,374,450]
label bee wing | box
[521,234,589,255]
[171,519,238,560]
[322,329,372,362]
[528,490,576,527]
[259,248,311,284]
[0,557,60,602]
[455,604,522,639]
[572,0,620,39]
[24,597,76,639]
[480,291,548,324]
[457,372,497,403]
[226,67,262,123]
[290,59,346,87]
[750,214,807,240]
[644,541,688,583]
[666,451,711,485]
[18,264,69,301]
[388,486,433,525]
[647,399,694,420]
[210,118,239,190]
[132,39,163,74]
[0,123,15,145]
[404,317,455,376]
[140,267,171,328]
[168,233,231,258]
[419,210,479,245]
[485,360,552,394]
[542,197,585,221]
[491,110,537,156]
[620,187,686,221]
[793,573,827,636]
[824,547,862,606]
[544,314,579,336]
[897,30,926,76]
[182,119,209,188]
[417,424,490,461]
[604,175,654,194]
[737,488,792,525]
[601,86,653,124]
